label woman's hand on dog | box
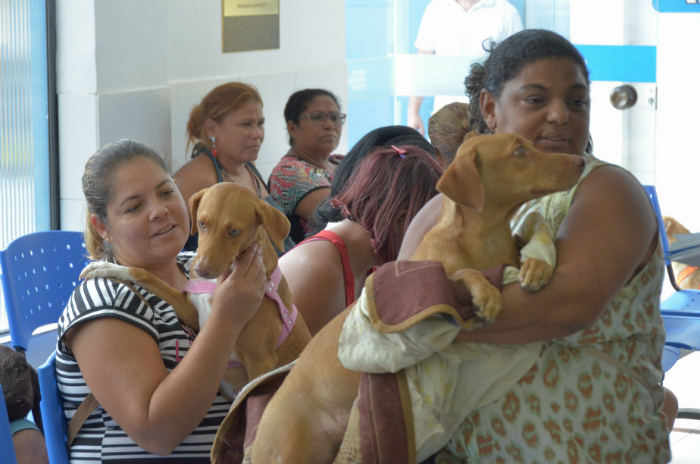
[212,243,267,328]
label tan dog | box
[250,133,585,463]
[664,216,700,289]
[81,183,312,400]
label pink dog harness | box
[182,266,298,368]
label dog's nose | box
[194,264,214,279]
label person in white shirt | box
[407,0,523,134]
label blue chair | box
[0,385,19,464]
[644,185,700,420]
[37,352,70,464]
[0,231,87,355]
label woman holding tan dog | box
[56,140,266,462]
[280,126,442,335]
[176,82,294,253]
[398,29,672,463]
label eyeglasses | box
[302,111,347,126]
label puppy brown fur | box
[189,184,311,391]
[251,134,585,463]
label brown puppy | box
[81,183,311,399]
[189,183,312,393]
[251,134,585,463]
[664,216,700,289]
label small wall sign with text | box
[222,0,280,53]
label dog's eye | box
[229,230,240,236]
[513,147,525,157]
[198,221,206,230]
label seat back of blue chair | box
[0,231,87,353]
[643,185,672,266]
[0,385,19,464]
[38,351,70,464]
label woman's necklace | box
[220,163,262,198]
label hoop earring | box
[209,135,218,157]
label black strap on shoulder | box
[192,144,224,183]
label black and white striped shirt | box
[56,253,231,463]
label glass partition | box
[346,0,658,184]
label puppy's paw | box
[80,262,134,282]
[518,258,553,292]
[473,286,503,323]
[451,268,503,323]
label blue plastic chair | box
[0,385,19,464]
[0,231,87,354]
[37,352,70,464]
[644,185,700,419]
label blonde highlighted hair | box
[186,82,263,154]
[427,102,473,166]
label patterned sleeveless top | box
[436,153,671,463]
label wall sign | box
[222,0,280,53]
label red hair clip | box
[391,145,407,158]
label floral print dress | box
[435,153,671,464]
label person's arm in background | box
[399,167,657,345]
[407,49,437,135]
[408,3,437,135]
[294,188,331,224]
[12,429,49,464]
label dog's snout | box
[194,264,214,280]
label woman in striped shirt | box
[57,139,266,462]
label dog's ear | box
[437,142,485,212]
[255,199,290,251]
[189,188,209,236]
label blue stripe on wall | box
[575,45,657,83]
[653,0,700,13]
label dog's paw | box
[518,258,554,292]
[80,262,134,282]
[450,268,503,323]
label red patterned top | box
[267,152,344,243]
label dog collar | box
[183,266,297,369]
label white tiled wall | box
[57,0,348,231]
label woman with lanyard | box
[175,82,294,253]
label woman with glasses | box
[268,89,346,244]
[175,82,293,253]
[279,126,441,336]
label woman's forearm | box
[138,308,244,453]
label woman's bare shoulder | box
[281,240,345,286]
[173,156,218,200]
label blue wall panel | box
[575,45,657,83]
[653,0,700,12]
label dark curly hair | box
[465,29,590,136]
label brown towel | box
[366,260,506,332]
[343,261,507,464]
